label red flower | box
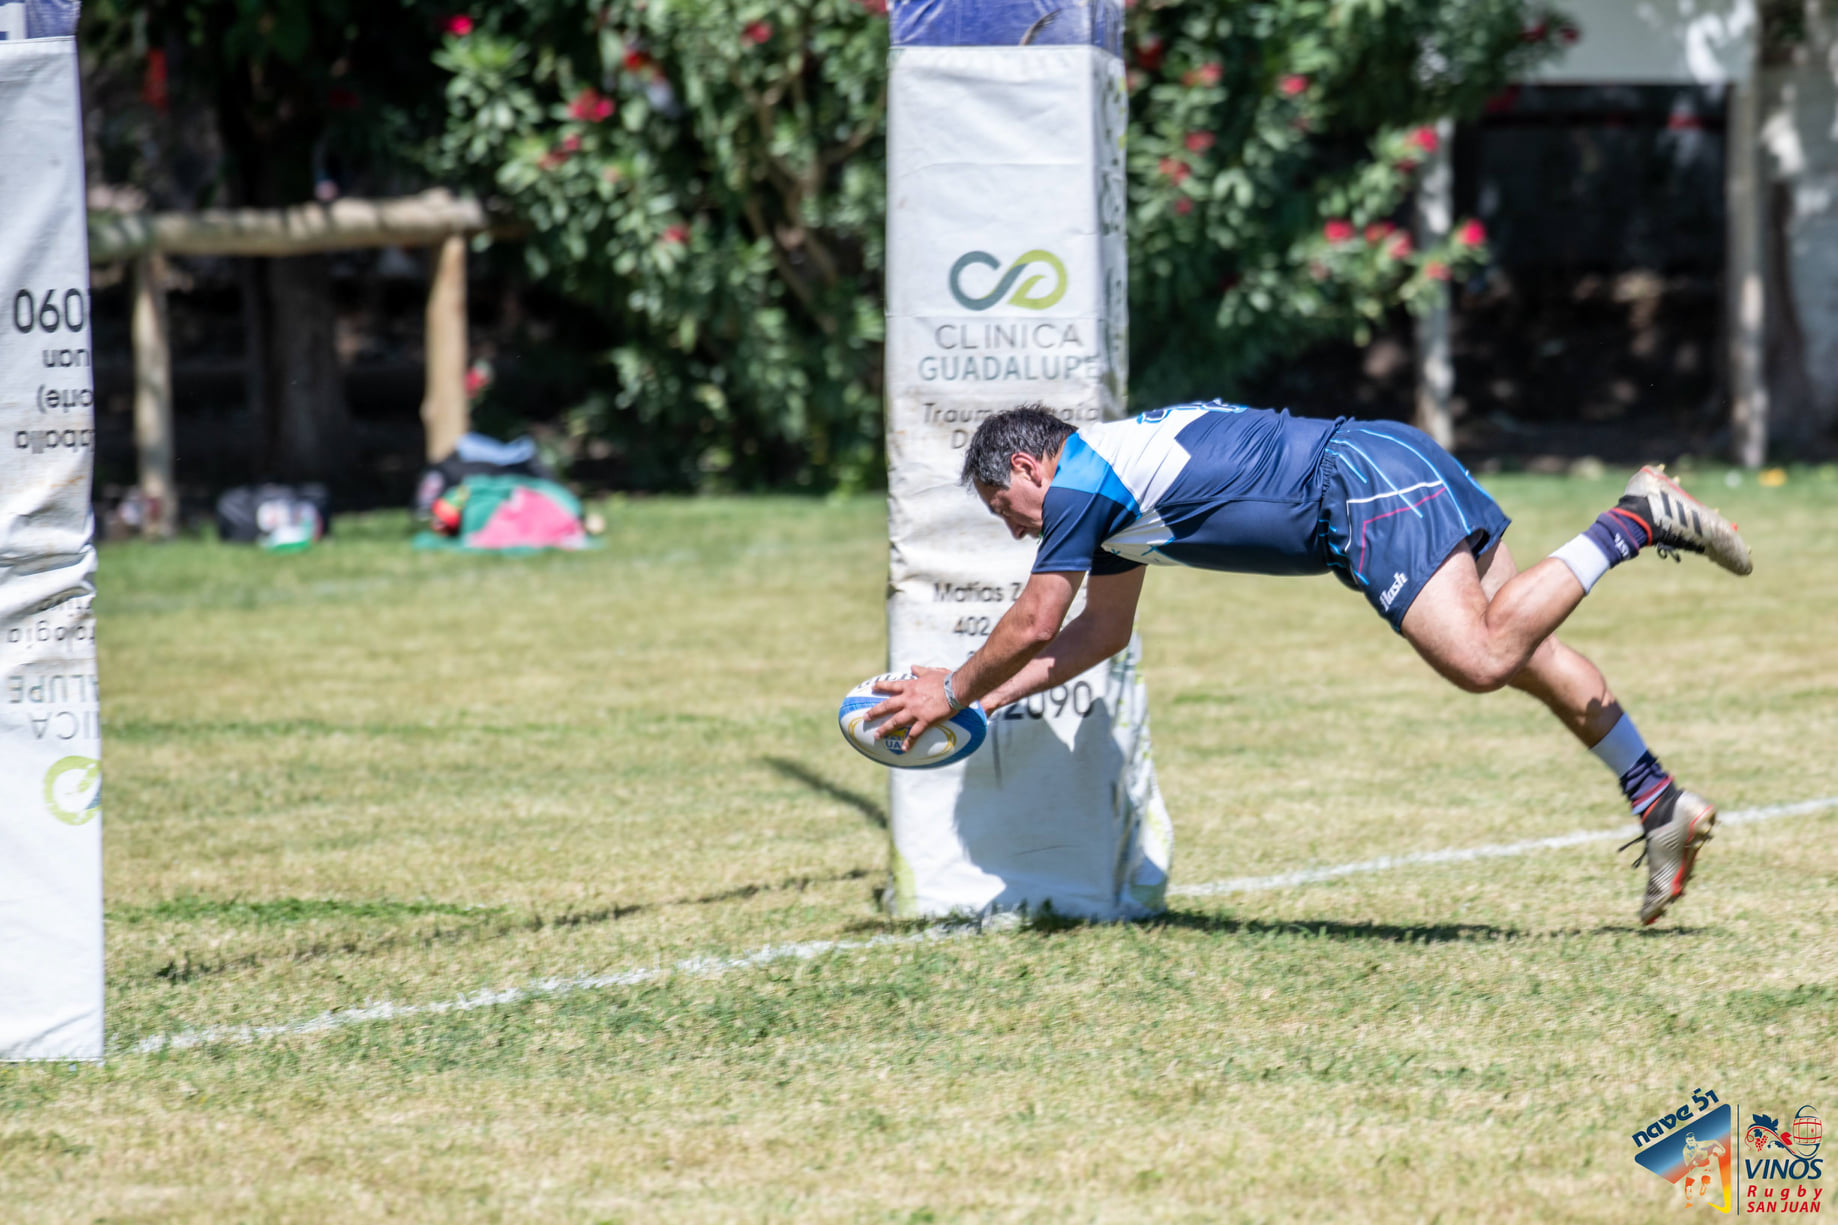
[569,88,615,122]
[743,20,773,45]
[1387,235,1413,259]
[1483,86,1522,115]
[464,365,491,397]
[1559,24,1580,44]
[1364,222,1396,243]
[1157,157,1190,184]
[856,0,888,14]
[1184,131,1215,154]
[623,49,652,73]
[661,224,689,246]
[1134,35,1165,72]
[1175,198,1194,215]
[1182,61,1222,88]
[560,132,582,153]
[1279,74,1308,97]
[1456,220,1485,246]
[1425,260,1450,281]
[444,14,473,36]
[1409,126,1440,154]
[1323,219,1354,243]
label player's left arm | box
[866,569,1081,745]
[869,566,1146,744]
[978,565,1145,711]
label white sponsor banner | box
[884,42,1170,919]
[1530,0,1755,85]
[0,30,104,1061]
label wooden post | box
[420,234,469,462]
[1413,118,1456,451]
[130,252,176,538]
[1727,78,1768,468]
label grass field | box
[4,467,1836,1223]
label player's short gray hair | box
[959,404,1077,489]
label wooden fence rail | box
[88,189,491,537]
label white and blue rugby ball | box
[838,672,988,770]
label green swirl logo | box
[44,755,100,826]
[948,249,1068,311]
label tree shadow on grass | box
[760,756,887,829]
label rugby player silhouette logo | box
[1679,1133,1729,1209]
[1635,1103,1733,1213]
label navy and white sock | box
[1590,713,1677,827]
[1551,497,1655,592]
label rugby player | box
[867,403,1752,925]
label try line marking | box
[129,794,1838,1056]
[1169,794,1838,898]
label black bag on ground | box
[215,483,332,544]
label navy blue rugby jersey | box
[1033,403,1342,577]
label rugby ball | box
[838,672,988,769]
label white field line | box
[128,795,1838,1056]
[1169,794,1838,898]
[129,922,1003,1055]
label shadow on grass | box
[137,867,878,983]
[1148,910,1523,943]
[761,756,887,829]
[842,908,1525,943]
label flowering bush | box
[1123,0,1560,404]
[435,0,1558,488]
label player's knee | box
[1449,655,1516,694]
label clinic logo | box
[948,249,1068,311]
[43,755,100,825]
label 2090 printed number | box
[13,288,89,334]
[999,682,1095,721]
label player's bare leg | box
[1401,539,1717,925]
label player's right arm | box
[979,566,1145,711]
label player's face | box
[975,459,1048,539]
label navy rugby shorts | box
[1316,420,1511,632]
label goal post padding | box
[0,6,104,1062]
[883,0,1171,919]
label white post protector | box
[0,9,105,1061]
[883,0,1171,920]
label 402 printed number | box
[12,288,90,334]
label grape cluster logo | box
[948,249,1068,311]
[1634,1093,1824,1214]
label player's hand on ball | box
[867,665,954,750]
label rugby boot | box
[1627,786,1718,926]
[1621,465,1753,575]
